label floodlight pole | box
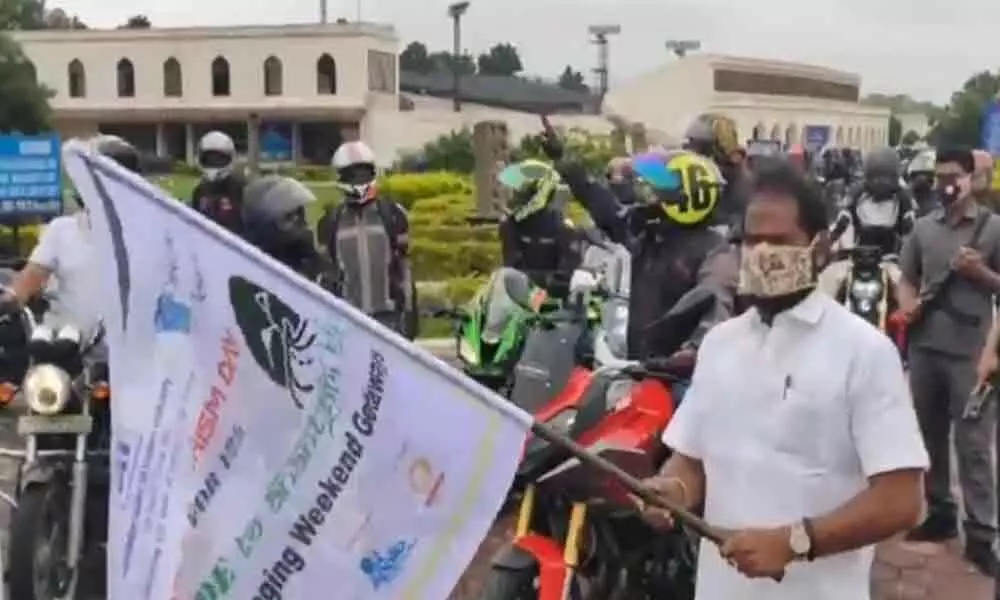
[448,2,470,113]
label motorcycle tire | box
[480,567,537,600]
[7,483,72,600]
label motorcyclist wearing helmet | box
[191,130,247,233]
[816,146,851,219]
[682,113,749,235]
[905,149,938,217]
[541,131,737,365]
[241,175,323,279]
[606,157,639,205]
[321,141,416,337]
[819,146,914,295]
[497,159,580,297]
[3,135,144,334]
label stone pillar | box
[291,122,302,164]
[184,123,196,164]
[154,122,167,157]
[472,120,509,218]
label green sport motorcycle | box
[449,268,550,393]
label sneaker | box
[964,540,999,577]
[905,513,958,542]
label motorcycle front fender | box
[492,535,571,600]
[19,460,61,491]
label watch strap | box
[802,517,817,561]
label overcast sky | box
[53,0,993,103]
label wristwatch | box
[789,519,814,561]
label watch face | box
[790,524,811,554]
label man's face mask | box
[738,240,818,318]
[935,171,970,206]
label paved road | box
[416,340,995,600]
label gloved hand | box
[540,127,564,161]
[642,348,696,375]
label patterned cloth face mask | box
[738,242,816,298]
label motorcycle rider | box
[681,113,749,234]
[541,131,737,366]
[497,159,581,297]
[606,157,639,205]
[240,175,324,280]
[190,130,247,233]
[321,140,417,338]
[818,146,914,296]
[817,146,851,220]
[905,149,938,217]
[2,135,143,335]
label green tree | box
[0,1,86,30]
[400,41,433,73]
[900,130,921,145]
[0,31,52,133]
[557,65,588,91]
[120,14,151,29]
[429,51,475,75]
[928,70,1000,147]
[476,43,522,77]
[416,129,475,172]
[888,115,902,146]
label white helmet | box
[331,141,377,203]
[907,149,935,176]
[196,131,236,182]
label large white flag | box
[62,142,531,600]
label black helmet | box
[863,147,901,179]
[241,176,318,272]
[92,135,142,175]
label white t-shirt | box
[663,291,928,600]
[28,213,100,335]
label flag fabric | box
[62,141,532,600]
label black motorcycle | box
[837,245,896,331]
[5,323,111,600]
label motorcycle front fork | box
[60,432,90,600]
[516,485,589,600]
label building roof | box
[11,21,397,43]
[400,70,597,113]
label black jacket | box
[191,174,247,234]
[498,208,580,297]
[556,160,737,359]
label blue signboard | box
[981,102,1000,155]
[804,125,830,153]
[260,123,292,162]
[0,134,62,216]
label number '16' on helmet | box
[629,149,726,225]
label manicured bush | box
[411,239,501,280]
[379,172,471,210]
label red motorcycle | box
[482,287,714,600]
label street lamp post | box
[448,1,470,113]
[665,39,701,58]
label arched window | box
[751,123,764,140]
[211,56,230,97]
[835,126,844,144]
[769,124,781,141]
[317,54,337,94]
[117,58,135,98]
[163,57,182,97]
[68,59,86,98]
[785,124,799,147]
[263,56,283,96]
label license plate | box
[17,415,92,435]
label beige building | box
[14,22,399,164]
[15,23,891,167]
[604,54,891,152]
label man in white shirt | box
[639,158,928,600]
[3,136,142,336]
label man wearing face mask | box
[897,147,1000,575]
[636,157,927,599]
[904,149,938,217]
[321,141,416,338]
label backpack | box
[322,198,419,339]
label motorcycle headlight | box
[850,279,883,302]
[458,336,477,363]
[23,364,72,415]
